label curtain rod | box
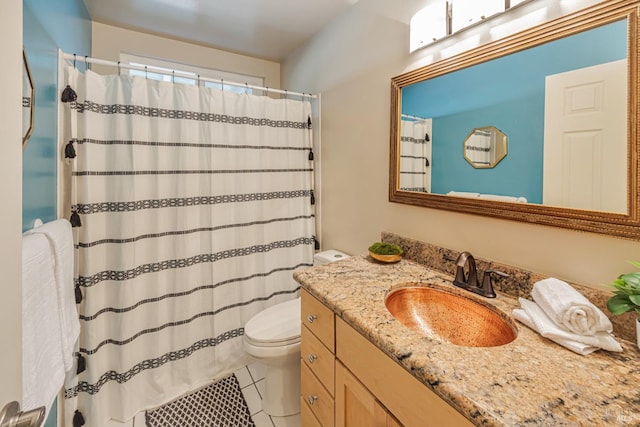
[61,52,317,99]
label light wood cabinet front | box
[302,323,335,396]
[301,289,473,427]
[301,396,323,427]
[301,290,336,426]
[336,317,473,427]
[301,362,334,427]
[335,360,393,427]
[301,290,335,352]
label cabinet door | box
[386,412,403,427]
[336,361,392,427]
[336,318,473,427]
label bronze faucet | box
[453,251,507,298]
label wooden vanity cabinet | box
[335,361,401,427]
[301,289,473,427]
[301,290,336,426]
[336,317,473,427]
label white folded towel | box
[477,194,528,203]
[531,278,612,336]
[22,233,66,416]
[513,306,597,355]
[513,298,622,355]
[26,219,79,372]
[447,191,480,198]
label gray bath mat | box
[145,374,255,427]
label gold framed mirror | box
[22,49,34,148]
[389,0,640,240]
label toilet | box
[243,249,349,417]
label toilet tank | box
[313,249,350,266]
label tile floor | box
[234,362,301,427]
[108,361,300,427]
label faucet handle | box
[453,251,475,286]
[480,269,508,298]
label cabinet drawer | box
[301,362,334,427]
[302,324,335,396]
[301,396,323,427]
[301,289,335,352]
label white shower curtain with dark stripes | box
[61,66,315,425]
[399,119,430,193]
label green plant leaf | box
[619,272,640,287]
[612,282,638,295]
[629,294,640,306]
[627,260,640,270]
[607,293,635,315]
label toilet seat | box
[244,298,301,347]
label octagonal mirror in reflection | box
[463,126,508,169]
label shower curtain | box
[465,129,492,165]
[61,66,316,425]
[399,119,431,193]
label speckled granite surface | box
[381,232,637,342]
[294,252,640,426]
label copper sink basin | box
[385,285,517,347]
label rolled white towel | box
[512,307,598,355]
[531,278,613,336]
[514,298,622,354]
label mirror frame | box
[390,0,640,240]
[22,48,34,149]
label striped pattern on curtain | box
[61,67,315,425]
[399,118,432,193]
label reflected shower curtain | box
[399,119,430,193]
[61,66,315,425]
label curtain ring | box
[172,70,175,83]
[221,79,224,91]
[73,54,77,69]
[117,61,121,75]
[85,55,90,70]
[245,82,249,94]
[284,89,288,100]
[197,74,201,86]
[145,65,148,80]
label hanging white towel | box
[22,233,66,417]
[531,278,612,336]
[26,219,79,371]
[513,298,622,355]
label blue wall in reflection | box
[402,20,627,203]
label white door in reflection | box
[543,59,627,213]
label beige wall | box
[0,0,23,405]
[92,22,281,89]
[283,0,637,291]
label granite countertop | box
[294,255,640,427]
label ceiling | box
[82,0,364,62]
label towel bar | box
[0,401,45,427]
